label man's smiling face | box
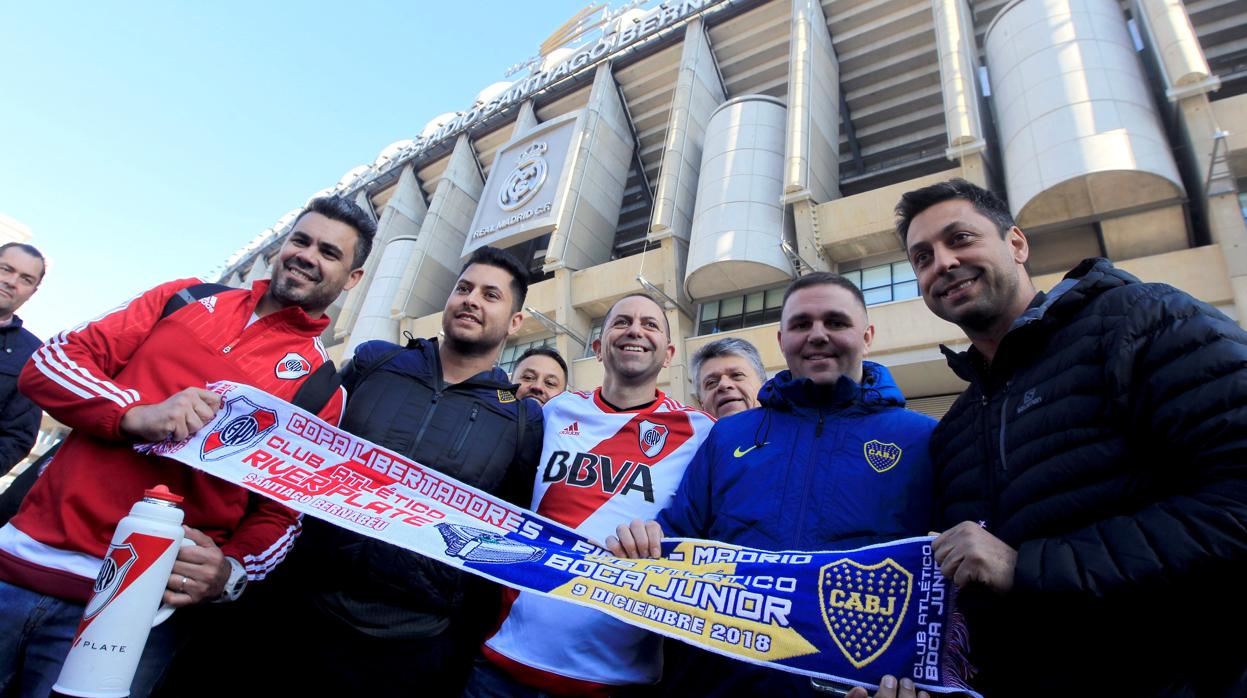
[778,284,873,386]
[905,198,1030,334]
[593,295,674,385]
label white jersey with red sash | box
[484,388,714,694]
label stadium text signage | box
[412,0,725,158]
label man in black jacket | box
[0,243,45,474]
[274,246,544,695]
[894,178,1247,697]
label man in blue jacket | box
[610,272,935,696]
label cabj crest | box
[863,440,902,473]
[819,557,913,668]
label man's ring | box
[180,576,188,593]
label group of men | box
[0,177,1243,698]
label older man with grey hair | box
[690,336,765,419]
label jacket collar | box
[245,280,331,337]
[411,336,519,392]
[757,361,905,413]
[941,257,1139,382]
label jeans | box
[463,657,560,698]
[0,580,184,698]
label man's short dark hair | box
[514,346,568,382]
[781,272,867,315]
[894,178,1015,246]
[0,243,46,282]
[604,292,670,338]
[295,196,378,269]
[461,246,529,312]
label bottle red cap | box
[143,484,184,504]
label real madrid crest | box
[499,142,549,211]
[819,557,913,669]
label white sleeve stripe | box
[30,352,99,402]
[33,346,129,408]
[40,339,136,406]
[241,519,301,579]
[51,331,140,403]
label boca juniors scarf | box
[140,382,978,696]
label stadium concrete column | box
[1134,0,1247,326]
[334,188,399,342]
[543,63,634,273]
[354,189,378,223]
[243,255,271,284]
[783,0,838,273]
[344,164,429,352]
[392,134,486,326]
[650,18,724,245]
[931,0,990,187]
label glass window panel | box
[698,320,715,335]
[765,288,785,308]
[841,270,861,288]
[763,307,782,324]
[720,296,744,318]
[718,315,744,332]
[743,310,764,327]
[860,265,891,289]
[745,292,764,313]
[700,301,719,321]
[501,345,516,363]
[863,286,892,305]
[894,280,919,300]
[892,262,916,282]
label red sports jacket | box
[0,278,345,602]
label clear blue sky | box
[1,0,587,340]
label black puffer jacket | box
[294,337,543,638]
[932,258,1247,697]
[0,317,41,473]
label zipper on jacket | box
[412,392,442,445]
[997,381,1011,472]
[448,404,480,459]
[815,410,825,438]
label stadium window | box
[840,261,919,306]
[500,336,557,374]
[697,286,785,335]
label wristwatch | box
[215,557,248,603]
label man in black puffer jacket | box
[894,179,1247,697]
[265,246,544,696]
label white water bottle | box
[53,485,187,698]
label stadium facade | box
[218,0,1247,415]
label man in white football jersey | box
[466,293,715,696]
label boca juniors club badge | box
[863,440,902,473]
[819,558,913,668]
[275,352,311,379]
[201,396,278,461]
[637,419,669,459]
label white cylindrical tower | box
[685,95,792,301]
[986,0,1184,228]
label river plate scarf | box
[139,381,977,695]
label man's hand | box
[932,521,1017,592]
[163,526,230,607]
[845,676,930,698]
[120,387,222,442]
[605,519,664,558]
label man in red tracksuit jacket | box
[0,196,375,698]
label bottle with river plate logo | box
[52,485,186,698]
